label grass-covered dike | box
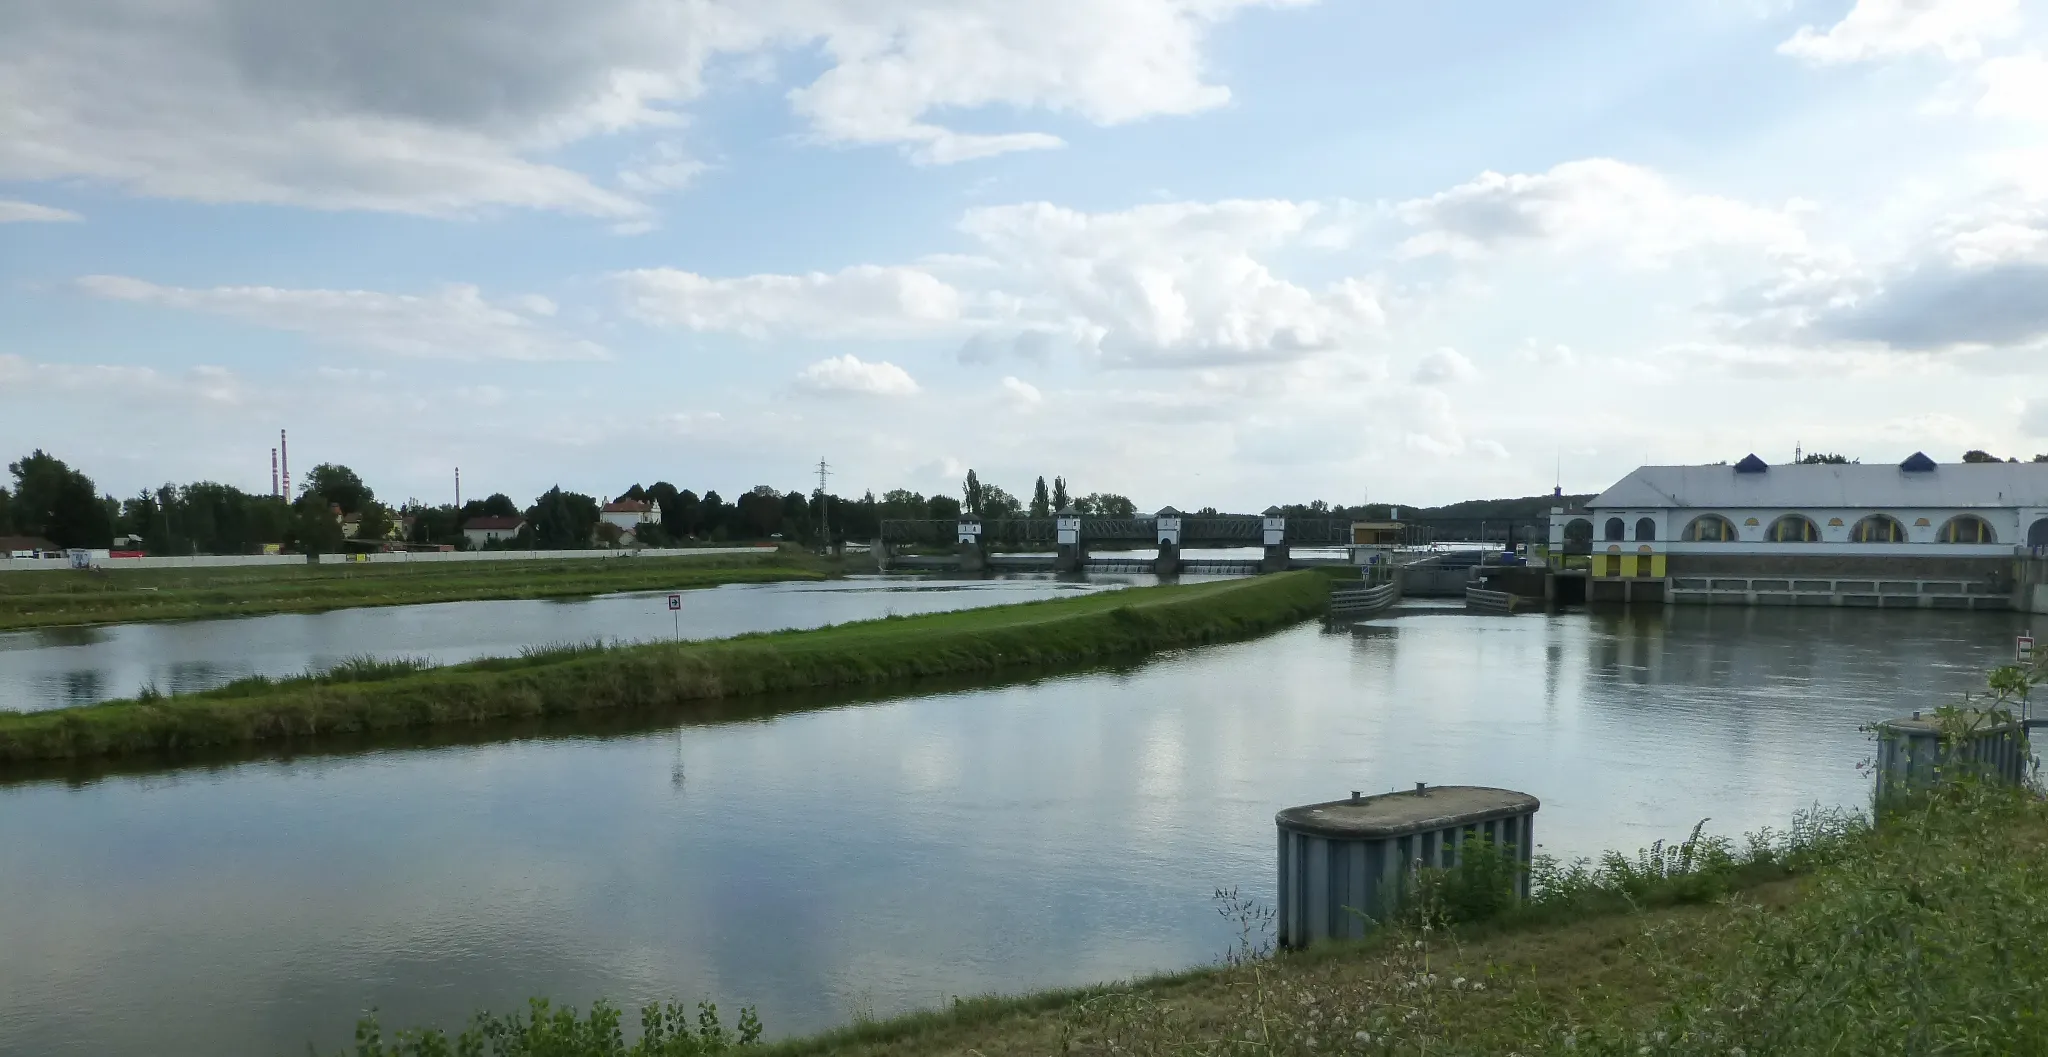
[0,550,822,631]
[0,571,1332,763]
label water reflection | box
[0,604,2036,1057]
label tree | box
[1078,492,1136,518]
[527,487,599,549]
[284,493,344,554]
[665,488,700,538]
[1030,476,1051,518]
[8,450,114,547]
[1962,450,2003,464]
[646,482,681,531]
[980,483,1022,519]
[1799,452,1852,465]
[355,500,395,542]
[1051,476,1070,512]
[962,470,984,516]
[301,463,373,515]
[699,490,727,540]
[879,489,927,522]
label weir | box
[876,509,1356,576]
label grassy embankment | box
[0,571,1332,763]
[333,779,2048,1057]
[0,549,823,631]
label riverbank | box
[0,550,829,630]
[0,571,1330,763]
[336,783,2048,1056]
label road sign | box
[667,593,682,611]
[2021,632,2035,664]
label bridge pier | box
[1055,509,1086,572]
[1261,510,1289,573]
[1154,507,1182,578]
[956,516,986,574]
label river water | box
[0,600,2038,1057]
[0,575,1173,713]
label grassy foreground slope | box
[0,571,1330,762]
[334,783,2048,1056]
[0,549,820,630]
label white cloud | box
[0,0,1307,217]
[794,354,921,396]
[77,276,609,362]
[624,197,1384,368]
[1778,0,2019,64]
[1973,52,2048,119]
[0,199,80,223]
[2024,398,2048,436]
[0,354,253,406]
[616,265,965,339]
[955,199,1383,365]
[1721,202,2048,352]
[1000,375,1043,408]
[1393,159,1810,266]
[1411,347,1479,385]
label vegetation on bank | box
[0,551,822,631]
[0,572,1331,762]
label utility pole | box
[815,457,832,546]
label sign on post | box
[2020,631,2035,665]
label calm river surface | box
[0,602,2038,1056]
[0,575,1176,713]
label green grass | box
[0,572,1331,763]
[323,782,2048,1057]
[0,550,829,630]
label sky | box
[3,0,2047,512]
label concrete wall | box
[1668,553,2013,583]
[0,546,776,573]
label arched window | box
[1850,514,1906,543]
[1635,517,1657,542]
[1767,514,1820,542]
[1604,517,1626,541]
[2031,518,2048,549]
[1937,515,1997,544]
[1682,514,1737,542]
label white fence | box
[0,546,778,573]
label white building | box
[1555,453,2048,607]
[462,515,524,548]
[599,498,661,540]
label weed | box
[341,998,762,1056]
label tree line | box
[0,451,1157,554]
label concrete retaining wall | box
[0,546,776,573]
[1668,553,2012,583]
